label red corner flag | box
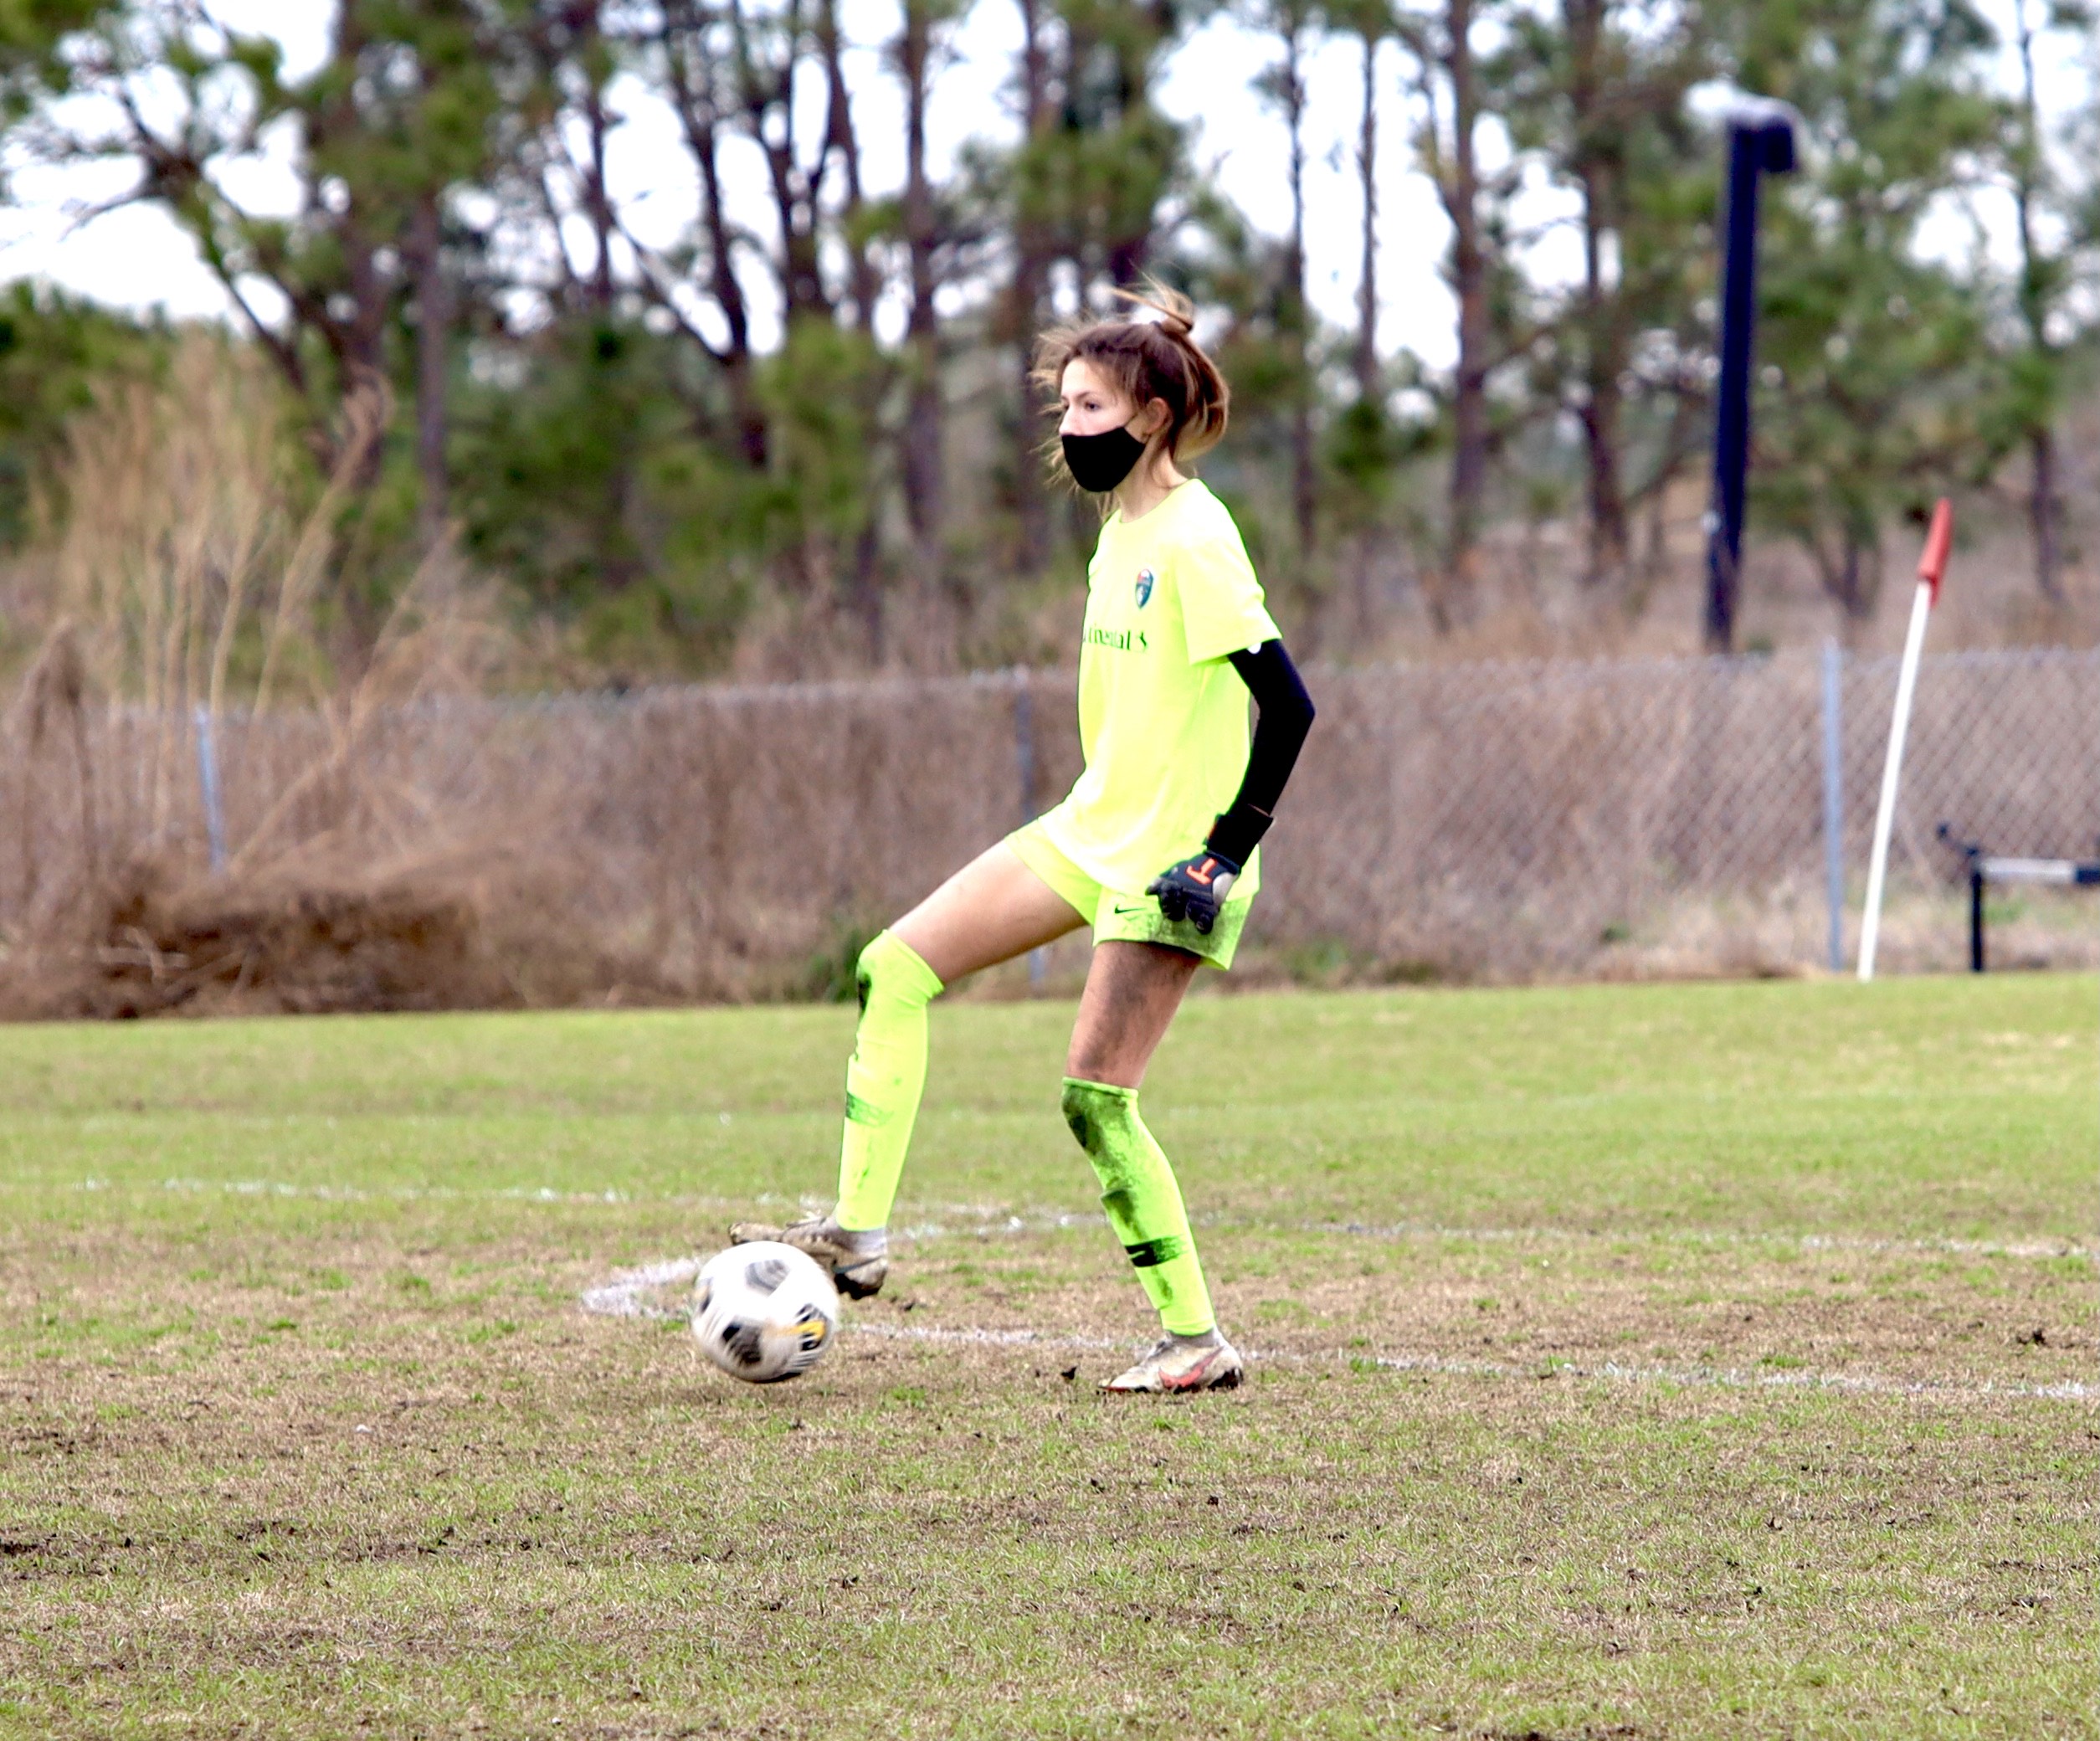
[1918,497,1953,604]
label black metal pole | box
[1969,865,1985,973]
[1704,107,1796,654]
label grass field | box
[3,974,2095,1738]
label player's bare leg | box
[1065,937,1200,1087]
[891,842,1087,984]
[730,845,1086,1293]
[1063,941,1244,1393]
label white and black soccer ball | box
[691,1241,840,1384]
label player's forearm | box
[1207,639,1316,865]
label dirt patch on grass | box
[795,1225,2098,1397]
[0,851,665,1019]
[13,1212,2097,1404]
[1217,1234,2097,1390]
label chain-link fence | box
[3,645,2094,1009]
[1291,645,2097,978]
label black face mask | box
[1061,424,1148,494]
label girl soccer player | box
[735,287,1316,1392]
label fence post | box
[1969,860,1985,973]
[193,704,227,874]
[1820,639,1844,971]
[1014,675,1045,990]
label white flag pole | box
[1857,498,1953,982]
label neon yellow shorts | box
[1006,819,1251,970]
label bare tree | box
[1343,0,1394,406]
[1251,0,1322,560]
[2004,0,2083,603]
[1562,0,1625,589]
[44,6,390,462]
[409,189,451,545]
[1497,0,1709,598]
[726,0,833,321]
[897,3,963,571]
[813,0,881,328]
[1395,0,1501,629]
[652,0,769,467]
[1007,0,1057,572]
[33,1,513,566]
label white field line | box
[53,1178,2093,1265]
[90,1177,637,1204]
[578,1259,2097,1405]
[1317,1221,2095,1261]
[64,1181,855,1209]
[1355,1350,2097,1405]
[57,1179,1068,1222]
[847,1322,1127,1353]
[580,1256,704,1317]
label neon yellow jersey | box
[1035,480,1280,899]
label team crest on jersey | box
[1134,568,1156,609]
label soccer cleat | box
[1100,1330,1245,1394]
[727,1215,889,1301]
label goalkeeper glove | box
[1147,849,1241,935]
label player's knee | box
[855,930,938,1015]
[853,936,887,1013]
[1060,1076,1132,1153]
[1060,1077,1095,1148]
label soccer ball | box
[691,1241,840,1384]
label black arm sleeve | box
[1205,639,1316,865]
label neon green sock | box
[1060,1077,1215,1337]
[833,931,943,1232]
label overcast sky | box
[0,1,2087,370]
